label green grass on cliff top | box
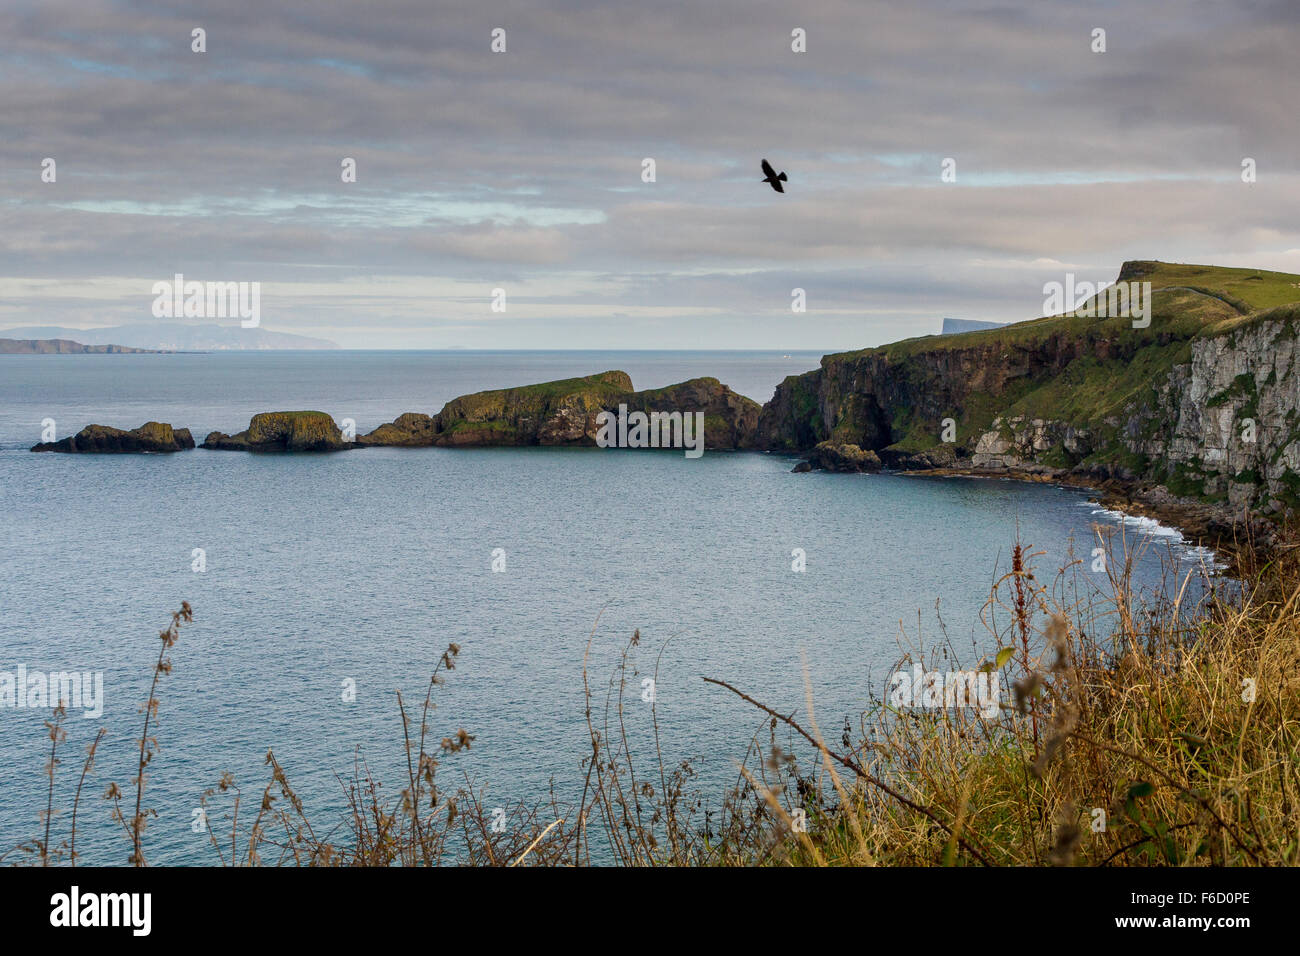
[849,261,1300,458]
[454,370,633,402]
[440,372,754,412]
[251,410,332,418]
[829,261,1300,364]
[1126,260,1300,311]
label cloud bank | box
[2,0,1297,347]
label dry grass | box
[9,524,1300,867]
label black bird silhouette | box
[761,158,788,193]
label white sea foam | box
[1083,501,1227,571]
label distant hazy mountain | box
[0,323,339,351]
[0,337,160,354]
[940,317,1005,335]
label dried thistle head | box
[1031,704,1079,779]
[1013,673,1044,713]
[440,728,475,753]
[45,710,68,744]
[1048,802,1082,866]
[1044,613,1071,671]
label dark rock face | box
[880,444,959,471]
[754,370,830,451]
[354,412,438,447]
[756,336,1066,455]
[31,422,194,453]
[202,411,348,452]
[1073,461,1138,482]
[802,440,882,473]
[626,378,762,450]
[200,432,247,450]
[358,371,762,450]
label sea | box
[0,350,1221,864]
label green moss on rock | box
[203,411,348,452]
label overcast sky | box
[2,0,1298,349]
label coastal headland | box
[31,261,1300,555]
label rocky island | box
[31,421,194,453]
[202,411,350,452]
[356,371,760,449]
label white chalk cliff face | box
[1152,317,1300,511]
[970,312,1300,515]
[973,419,1092,473]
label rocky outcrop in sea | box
[357,371,761,450]
[31,422,194,453]
[202,411,350,452]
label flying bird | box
[761,158,788,193]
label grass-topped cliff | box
[760,260,1300,528]
[434,370,635,445]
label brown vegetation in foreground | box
[10,525,1299,867]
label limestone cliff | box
[763,261,1300,524]
[1085,303,1300,512]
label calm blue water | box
[0,351,1211,864]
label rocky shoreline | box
[783,437,1259,562]
[904,465,1257,565]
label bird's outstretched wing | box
[761,158,777,178]
[770,178,784,193]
